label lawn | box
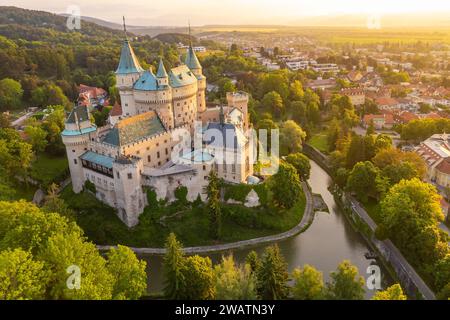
[308,133,329,154]
[60,184,306,247]
[29,153,69,188]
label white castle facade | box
[62,38,255,227]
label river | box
[142,160,392,299]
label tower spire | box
[188,20,192,47]
[123,16,128,40]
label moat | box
[143,160,392,298]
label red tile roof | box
[110,102,122,117]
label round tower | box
[61,105,97,193]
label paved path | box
[348,194,436,300]
[97,181,315,255]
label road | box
[11,111,34,127]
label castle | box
[62,35,255,227]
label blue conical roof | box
[116,40,144,74]
[185,46,202,70]
[156,58,168,78]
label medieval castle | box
[61,34,255,227]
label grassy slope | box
[61,185,306,247]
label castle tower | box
[115,17,144,117]
[112,156,146,227]
[227,92,250,131]
[61,105,97,193]
[156,58,168,86]
[185,45,206,114]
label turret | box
[61,105,97,193]
[115,17,143,117]
[185,45,202,77]
[156,58,168,87]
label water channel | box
[143,160,392,299]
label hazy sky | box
[2,0,450,25]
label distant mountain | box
[0,6,124,42]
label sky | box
[1,0,450,26]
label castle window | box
[117,172,120,179]
[158,161,161,166]
[128,173,132,179]
[74,159,77,165]
[148,155,151,162]
[72,150,75,153]
[157,152,160,158]
[203,165,206,171]
[165,148,168,155]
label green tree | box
[245,251,260,274]
[214,255,257,300]
[256,245,289,300]
[346,161,380,202]
[292,264,325,300]
[326,260,365,300]
[0,248,48,300]
[24,125,48,153]
[289,80,304,100]
[435,254,450,292]
[163,233,186,299]
[270,162,302,209]
[372,284,407,300]
[280,120,306,155]
[261,91,284,117]
[379,179,448,268]
[182,255,215,300]
[206,170,222,239]
[285,153,311,180]
[0,78,23,110]
[106,245,147,300]
[38,231,114,299]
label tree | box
[372,148,426,180]
[372,284,407,300]
[214,255,257,300]
[38,231,114,299]
[346,161,380,202]
[289,80,304,100]
[163,233,186,299]
[270,162,302,209]
[435,254,450,292]
[182,255,215,300]
[379,179,448,268]
[245,251,260,274]
[259,73,289,101]
[256,245,289,300]
[292,264,325,300]
[0,78,23,110]
[326,260,365,300]
[261,91,284,117]
[285,153,311,180]
[374,134,392,152]
[0,128,33,179]
[280,120,306,155]
[24,125,48,153]
[0,248,48,300]
[0,201,146,300]
[206,170,222,239]
[42,183,75,220]
[0,113,10,128]
[106,245,147,300]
